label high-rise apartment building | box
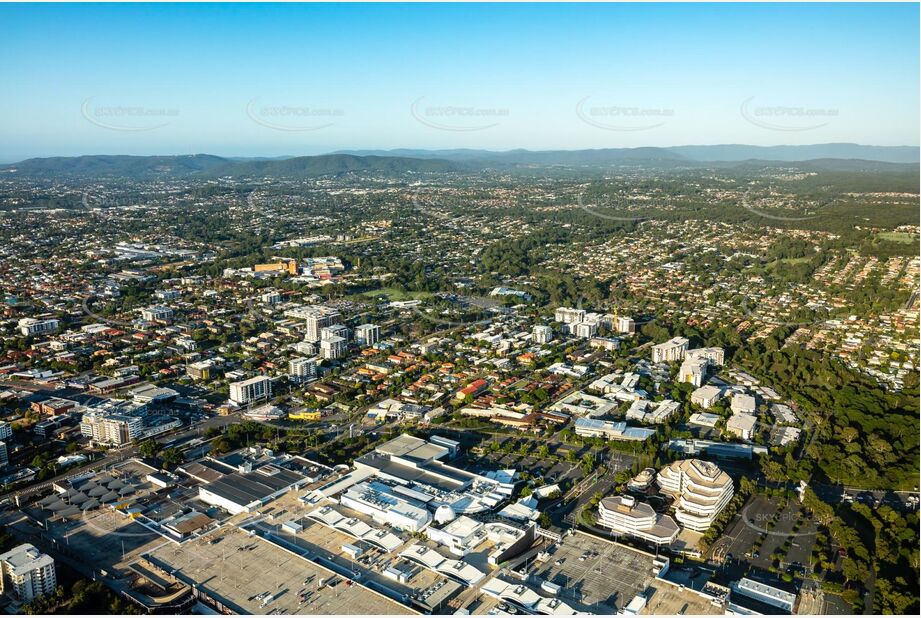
[0,544,56,602]
[229,375,273,405]
[651,337,689,363]
[532,325,553,344]
[554,307,585,324]
[285,305,341,342]
[288,357,317,383]
[354,323,381,346]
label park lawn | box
[767,257,812,269]
[354,287,435,301]
[876,231,918,244]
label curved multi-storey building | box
[658,459,734,531]
[598,495,679,545]
[627,467,656,492]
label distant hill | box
[718,157,919,173]
[668,143,919,164]
[337,143,919,165]
[2,144,917,180]
[333,147,687,166]
[0,154,229,178]
[207,154,464,178]
[0,153,464,179]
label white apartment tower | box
[354,323,381,346]
[79,412,144,446]
[321,324,349,341]
[686,347,725,366]
[284,305,342,341]
[288,357,318,383]
[294,340,316,356]
[573,321,598,339]
[679,356,709,387]
[306,308,340,342]
[651,337,689,363]
[320,336,347,360]
[554,307,585,324]
[229,375,273,405]
[616,316,636,335]
[532,325,553,344]
[0,544,56,602]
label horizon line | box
[3,142,920,164]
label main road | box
[0,412,240,503]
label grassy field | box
[876,231,918,244]
[353,287,435,301]
[767,257,812,268]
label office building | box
[598,495,679,546]
[155,289,180,301]
[574,418,656,441]
[261,290,282,305]
[0,544,56,602]
[0,422,11,442]
[17,318,59,337]
[33,416,76,440]
[730,578,797,614]
[288,357,317,383]
[187,360,214,381]
[658,459,734,532]
[651,337,689,363]
[229,375,272,405]
[0,441,7,468]
[354,323,381,346]
[668,439,766,461]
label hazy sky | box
[1,2,918,160]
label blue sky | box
[0,2,918,160]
